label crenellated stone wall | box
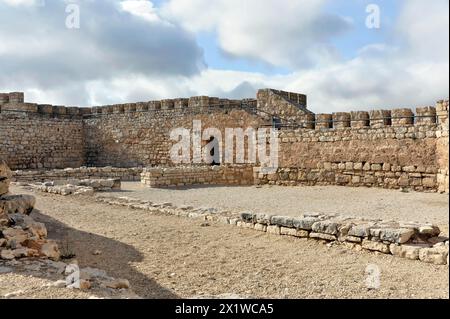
[83,108,267,167]
[0,90,448,193]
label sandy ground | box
[1,184,448,299]
[104,183,449,234]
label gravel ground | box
[2,185,448,299]
[104,183,449,234]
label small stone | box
[280,227,308,238]
[292,216,320,230]
[270,216,294,228]
[92,250,102,256]
[0,266,13,273]
[48,280,67,288]
[254,223,267,232]
[311,220,340,235]
[12,248,29,258]
[240,212,255,222]
[254,213,273,225]
[419,247,449,265]
[68,279,91,290]
[362,239,390,254]
[344,236,362,243]
[104,279,130,289]
[40,241,61,260]
[2,228,29,245]
[348,224,372,238]
[374,228,416,244]
[309,232,336,241]
[418,225,441,236]
[266,225,280,235]
[0,249,15,260]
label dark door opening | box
[207,136,220,166]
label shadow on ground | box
[27,209,179,299]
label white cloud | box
[0,0,205,104]
[120,0,165,24]
[0,0,448,113]
[161,0,352,68]
[0,0,41,6]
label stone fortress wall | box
[257,99,449,193]
[0,90,448,193]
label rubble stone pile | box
[1,160,60,261]
[22,178,121,196]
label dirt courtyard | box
[104,183,449,234]
[1,184,448,299]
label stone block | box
[369,110,391,128]
[370,228,416,244]
[348,224,373,238]
[315,114,332,129]
[419,247,448,265]
[389,244,424,260]
[311,220,340,235]
[280,227,309,237]
[391,108,414,126]
[254,223,267,232]
[350,111,370,128]
[292,216,321,230]
[267,225,281,235]
[362,239,390,254]
[309,232,336,241]
[270,215,294,228]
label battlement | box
[0,92,24,105]
[309,103,447,130]
[88,96,256,116]
[0,92,258,118]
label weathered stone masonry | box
[0,93,85,169]
[0,90,448,192]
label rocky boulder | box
[0,194,36,215]
[0,160,12,197]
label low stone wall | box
[12,167,142,183]
[141,165,254,188]
[237,212,449,265]
[21,178,122,196]
[254,164,440,192]
[95,195,449,266]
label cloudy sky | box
[0,0,448,112]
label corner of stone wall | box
[436,100,449,193]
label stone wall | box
[1,90,448,193]
[84,107,267,167]
[436,100,449,193]
[257,89,314,125]
[0,95,85,170]
[141,165,254,187]
[255,101,449,193]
